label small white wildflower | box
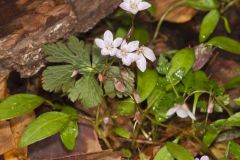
[136,46,156,72]
[95,30,123,56]
[195,155,209,160]
[116,40,140,66]
[120,0,151,14]
[166,103,196,120]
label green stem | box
[152,0,185,42]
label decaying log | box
[0,0,121,78]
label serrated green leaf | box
[166,142,194,160]
[185,0,219,11]
[167,48,195,85]
[19,112,70,147]
[154,146,174,160]
[199,9,220,43]
[68,75,103,108]
[113,127,131,139]
[42,65,75,93]
[0,94,44,121]
[117,98,136,116]
[207,36,240,54]
[137,69,158,102]
[60,121,78,150]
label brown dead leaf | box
[152,0,197,23]
[0,71,9,100]
[210,142,228,159]
[0,121,15,155]
[4,112,35,160]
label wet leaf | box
[117,98,136,116]
[60,121,78,150]
[157,55,171,75]
[199,9,220,43]
[19,112,70,147]
[0,94,44,121]
[207,36,240,54]
[166,142,194,160]
[167,48,195,85]
[137,69,158,102]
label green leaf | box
[116,27,128,38]
[167,48,195,84]
[185,0,219,11]
[68,75,103,108]
[166,142,194,160]
[224,76,240,89]
[42,65,76,93]
[60,121,78,150]
[61,106,78,121]
[117,99,136,116]
[157,55,171,75]
[226,112,240,127]
[113,127,131,139]
[137,69,158,102]
[0,94,44,121]
[229,141,240,159]
[199,9,220,43]
[154,146,174,160]
[19,112,70,147]
[207,36,240,54]
[234,98,240,106]
[221,16,231,34]
[203,125,221,147]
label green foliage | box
[234,98,240,106]
[167,48,195,85]
[60,121,78,150]
[68,75,103,108]
[113,127,131,139]
[156,55,171,75]
[43,36,105,108]
[19,112,70,147]
[133,27,149,44]
[166,142,194,160]
[0,94,44,121]
[207,36,240,54]
[224,76,240,89]
[199,9,220,43]
[137,69,158,102]
[116,98,136,116]
[154,146,174,160]
[221,16,231,34]
[185,0,219,11]
[229,141,240,159]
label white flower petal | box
[120,2,131,12]
[104,30,113,43]
[176,108,189,118]
[141,46,156,62]
[116,50,123,58]
[138,2,151,11]
[200,156,209,160]
[101,48,110,56]
[113,38,123,47]
[126,41,139,52]
[187,110,196,120]
[95,38,105,49]
[136,55,147,72]
[195,158,200,160]
[122,56,133,66]
[120,40,128,49]
[109,48,119,56]
[166,106,178,116]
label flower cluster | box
[95,30,156,72]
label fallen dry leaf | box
[0,121,15,155]
[152,0,197,23]
[4,112,35,160]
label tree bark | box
[0,0,121,78]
